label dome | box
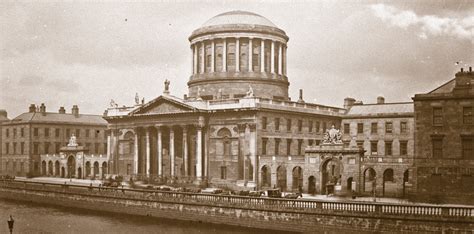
[202,11,278,28]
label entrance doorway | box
[308,176,316,194]
[276,166,287,191]
[67,156,76,178]
[321,158,342,194]
[261,165,271,187]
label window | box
[308,139,314,146]
[33,128,38,137]
[298,120,303,132]
[274,138,280,155]
[357,123,363,134]
[227,53,235,69]
[463,107,473,124]
[286,139,292,155]
[13,143,16,154]
[55,128,60,137]
[13,128,16,138]
[371,123,377,134]
[86,129,90,137]
[344,123,350,134]
[45,128,50,137]
[220,166,227,179]
[357,141,364,149]
[206,54,212,70]
[385,122,393,134]
[66,129,70,137]
[432,139,443,158]
[400,141,408,155]
[385,141,392,156]
[287,119,292,131]
[20,128,24,137]
[433,107,443,126]
[223,139,231,156]
[95,130,100,138]
[20,142,24,154]
[371,141,378,155]
[316,122,320,133]
[275,118,280,131]
[5,143,9,154]
[6,128,9,138]
[45,142,50,154]
[309,121,313,132]
[76,129,80,137]
[262,138,267,155]
[400,122,408,134]
[262,117,267,130]
[462,138,473,159]
[298,139,303,155]
[323,122,327,133]
[95,143,100,154]
[315,140,321,146]
[55,142,61,154]
[33,143,39,154]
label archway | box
[77,167,82,179]
[383,168,394,196]
[292,166,303,191]
[321,158,342,195]
[102,162,108,179]
[308,176,316,194]
[85,161,91,178]
[41,161,46,176]
[261,165,271,188]
[276,166,287,191]
[55,161,60,176]
[67,156,76,178]
[60,167,65,178]
[48,161,53,175]
[403,170,409,197]
[93,161,99,178]
[347,177,353,192]
[363,168,376,193]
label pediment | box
[131,96,195,115]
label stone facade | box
[412,67,474,204]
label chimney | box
[183,94,188,100]
[58,106,66,114]
[461,68,464,72]
[470,67,472,72]
[298,89,305,103]
[377,96,385,104]
[29,104,36,113]
[39,103,46,115]
[71,105,79,117]
[343,97,356,109]
[0,109,7,119]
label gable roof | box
[7,112,107,125]
[346,102,413,117]
[428,78,456,94]
[130,95,202,116]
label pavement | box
[11,177,474,207]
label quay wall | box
[0,181,473,233]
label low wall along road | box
[0,180,473,232]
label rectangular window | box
[274,138,280,155]
[5,143,9,154]
[45,128,50,137]
[400,141,408,155]
[298,139,303,155]
[13,143,16,154]
[357,141,364,149]
[385,122,393,133]
[95,143,100,154]
[275,118,280,131]
[262,138,267,155]
[45,142,50,154]
[33,143,39,154]
[287,119,292,131]
[6,128,9,138]
[298,120,303,132]
[357,123,363,134]
[315,140,321,146]
[34,128,38,137]
[463,107,473,124]
[316,122,320,133]
[462,138,473,159]
[308,139,314,146]
[286,139,291,155]
[385,141,392,156]
[55,142,61,154]
[323,122,327,133]
[344,123,350,134]
[220,166,227,179]
[432,139,443,158]
[21,128,24,137]
[262,117,267,130]
[20,142,24,154]
[371,141,378,155]
[55,128,60,137]
[75,129,80,137]
[433,107,443,126]
[371,122,377,134]
[400,122,408,134]
[66,129,70,137]
[309,121,313,132]
[86,129,90,137]
[13,128,17,138]
[103,143,107,154]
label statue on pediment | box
[110,99,118,108]
[322,125,342,144]
[245,85,254,97]
[164,79,170,94]
[68,134,78,147]
[135,93,140,105]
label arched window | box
[217,128,232,156]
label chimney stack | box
[29,104,36,113]
[377,96,385,104]
[461,68,464,72]
[470,67,472,72]
[183,94,188,100]
[71,105,79,117]
[39,103,46,115]
[0,109,7,119]
[58,106,66,114]
[298,89,305,103]
[343,97,356,109]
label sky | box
[1,0,473,118]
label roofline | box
[350,101,413,107]
[427,78,455,94]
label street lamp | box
[7,215,14,234]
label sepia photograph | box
[0,0,473,233]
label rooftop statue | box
[322,125,342,144]
[110,99,118,108]
[245,85,254,97]
[164,79,170,94]
[135,93,139,105]
[67,134,78,147]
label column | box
[211,40,215,72]
[169,127,175,177]
[200,42,205,74]
[260,39,265,72]
[99,166,103,179]
[106,132,111,160]
[145,128,150,176]
[52,161,56,176]
[278,43,282,75]
[134,129,139,175]
[193,44,198,75]
[249,124,257,182]
[182,126,188,176]
[204,129,208,177]
[222,38,227,72]
[110,130,115,173]
[270,40,275,74]
[45,161,49,176]
[248,38,253,72]
[196,126,202,179]
[283,46,287,76]
[235,38,240,72]
[156,125,162,176]
[237,124,246,180]
[190,46,194,75]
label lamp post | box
[7,215,14,234]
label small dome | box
[202,11,278,28]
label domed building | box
[104,11,350,192]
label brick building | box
[1,104,107,177]
[412,67,474,204]
[341,97,414,197]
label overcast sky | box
[1,0,473,118]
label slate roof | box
[346,102,414,117]
[7,112,107,125]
